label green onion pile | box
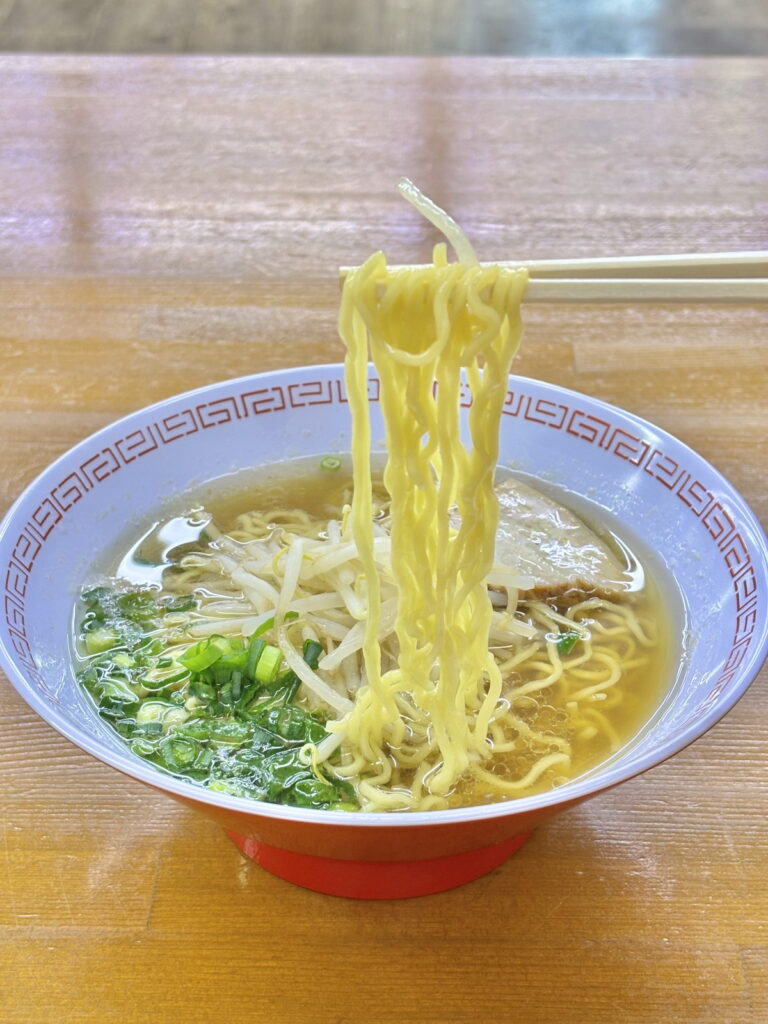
[76,587,356,809]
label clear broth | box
[112,455,677,805]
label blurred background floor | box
[0,0,767,55]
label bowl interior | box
[2,364,767,823]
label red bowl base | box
[225,829,533,899]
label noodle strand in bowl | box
[330,192,534,809]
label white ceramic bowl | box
[1,364,766,898]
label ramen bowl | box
[1,364,767,899]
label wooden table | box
[1,56,766,1024]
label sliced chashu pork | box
[493,477,630,604]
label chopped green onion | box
[139,661,190,690]
[179,635,233,673]
[136,701,175,724]
[84,627,121,655]
[555,631,581,656]
[302,639,324,669]
[251,610,299,640]
[161,736,202,769]
[135,701,189,731]
[116,592,159,622]
[245,636,266,680]
[320,456,342,471]
[99,676,139,703]
[131,737,159,757]
[254,644,283,685]
[218,646,249,674]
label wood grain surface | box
[0,56,766,1024]
[1,0,768,56]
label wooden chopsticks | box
[509,250,766,303]
[341,251,768,303]
[522,277,767,303]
